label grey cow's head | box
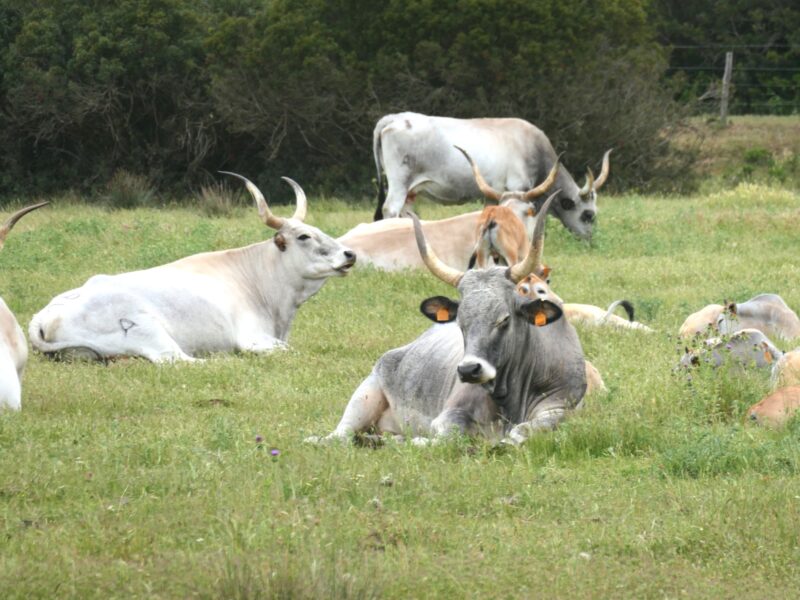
[412,192,563,386]
[549,149,612,240]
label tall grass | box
[1,183,800,597]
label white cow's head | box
[220,173,356,279]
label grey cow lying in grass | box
[309,192,587,446]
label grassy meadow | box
[1,176,800,597]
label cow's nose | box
[343,250,356,262]
[457,362,483,382]
[580,210,595,224]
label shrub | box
[195,181,242,218]
[102,170,155,210]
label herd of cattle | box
[2,112,799,439]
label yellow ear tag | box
[534,311,547,327]
[436,307,450,322]
[764,351,773,364]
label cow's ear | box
[726,302,737,315]
[518,298,563,327]
[274,232,287,252]
[420,296,459,323]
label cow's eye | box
[495,315,510,329]
[298,234,311,241]
[518,283,530,295]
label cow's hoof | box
[499,435,523,447]
[410,436,433,447]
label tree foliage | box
[0,0,698,198]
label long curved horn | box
[410,212,463,287]
[508,190,558,283]
[219,171,285,230]
[578,168,595,197]
[524,155,562,201]
[593,149,612,190]
[0,201,49,250]
[453,145,502,203]
[280,176,307,222]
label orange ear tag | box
[764,351,773,364]
[534,311,547,327]
[436,307,450,322]
[526,208,535,217]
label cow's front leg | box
[305,373,391,444]
[502,397,581,445]
[240,337,288,354]
[408,409,472,446]
[431,408,474,437]
[503,407,567,445]
[431,383,498,439]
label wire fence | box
[666,44,799,115]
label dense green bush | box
[0,0,696,199]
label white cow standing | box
[29,175,355,363]
[0,202,49,410]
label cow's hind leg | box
[308,373,390,444]
[111,315,197,363]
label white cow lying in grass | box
[28,175,355,363]
[1,202,49,409]
[679,294,800,341]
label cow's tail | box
[373,119,387,221]
[605,299,635,322]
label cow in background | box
[372,112,611,240]
[0,202,49,410]
[678,328,782,371]
[339,153,559,271]
[679,294,800,341]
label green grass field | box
[1,180,800,598]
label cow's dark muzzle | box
[457,362,484,383]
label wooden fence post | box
[720,51,733,124]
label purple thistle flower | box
[270,448,280,457]
[255,435,264,444]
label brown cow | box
[746,386,800,427]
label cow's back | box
[376,112,552,202]
[735,294,800,340]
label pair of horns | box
[411,190,558,287]
[579,149,612,197]
[0,201,49,251]
[454,145,559,203]
[219,172,307,229]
